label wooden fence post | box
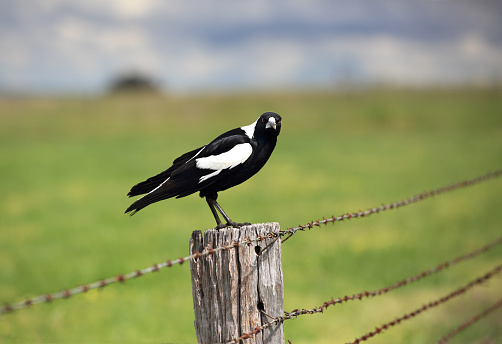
[190,222,284,344]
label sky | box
[1,0,501,94]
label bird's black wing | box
[194,129,251,161]
[127,145,205,197]
[125,130,252,214]
[168,133,253,194]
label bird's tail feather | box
[127,146,205,197]
[127,170,172,197]
[125,188,177,215]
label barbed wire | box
[279,169,502,238]
[226,235,502,343]
[347,264,502,344]
[2,169,501,315]
[0,234,279,314]
[436,297,502,344]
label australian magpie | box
[125,112,282,229]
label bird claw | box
[229,221,251,228]
[214,221,251,230]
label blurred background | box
[1,1,501,343]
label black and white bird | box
[125,112,282,229]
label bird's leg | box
[206,197,250,229]
[206,198,226,230]
[213,199,251,229]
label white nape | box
[240,119,257,139]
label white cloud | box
[318,33,502,86]
[155,38,311,91]
[105,0,159,19]
[160,32,502,91]
[36,0,162,19]
[52,16,162,78]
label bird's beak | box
[266,117,277,130]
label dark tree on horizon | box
[109,72,161,93]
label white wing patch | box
[196,143,252,183]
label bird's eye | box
[277,120,281,124]
[262,118,266,123]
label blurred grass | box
[1,88,501,343]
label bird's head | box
[257,112,282,137]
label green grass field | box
[1,88,501,343]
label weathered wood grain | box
[190,223,284,344]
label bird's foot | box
[214,221,251,230]
[228,221,251,229]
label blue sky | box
[1,0,501,93]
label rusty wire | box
[280,169,502,237]
[227,236,502,343]
[347,265,502,344]
[1,169,501,315]
[0,232,280,314]
[436,297,502,344]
